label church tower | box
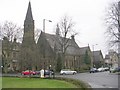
[22,1,35,45]
[20,2,38,71]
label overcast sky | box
[0,0,117,57]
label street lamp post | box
[49,65,51,78]
[43,19,52,77]
[43,19,52,33]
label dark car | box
[44,70,54,75]
[90,68,98,73]
[114,67,120,72]
[35,71,40,75]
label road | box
[57,71,119,88]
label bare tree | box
[2,37,11,73]
[57,15,77,53]
[55,15,78,69]
[1,21,22,73]
[35,28,41,43]
[0,25,3,39]
[105,1,120,49]
[1,21,22,42]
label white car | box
[97,67,104,72]
[60,69,77,75]
[104,67,109,71]
[109,67,116,73]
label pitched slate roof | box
[38,31,80,55]
[105,55,110,59]
[66,40,81,55]
[93,50,102,56]
[92,50,103,61]
[79,46,90,55]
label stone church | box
[18,1,83,71]
[2,2,93,72]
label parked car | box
[104,67,109,71]
[35,71,40,75]
[22,70,36,75]
[115,67,120,72]
[97,67,104,72]
[60,69,77,75]
[90,68,98,73]
[44,70,54,75]
[109,67,116,73]
[110,67,120,73]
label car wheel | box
[63,73,66,75]
[73,72,75,75]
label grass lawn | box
[0,77,2,89]
[2,77,78,88]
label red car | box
[22,70,36,75]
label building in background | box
[2,37,20,73]
[104,50,118,68]
[79,46,93,70]
[92,50,104,68]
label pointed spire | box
[25,1,33,21]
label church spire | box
[23,1,35,44]
[25,1,33,21]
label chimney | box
[56,24,60,36]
